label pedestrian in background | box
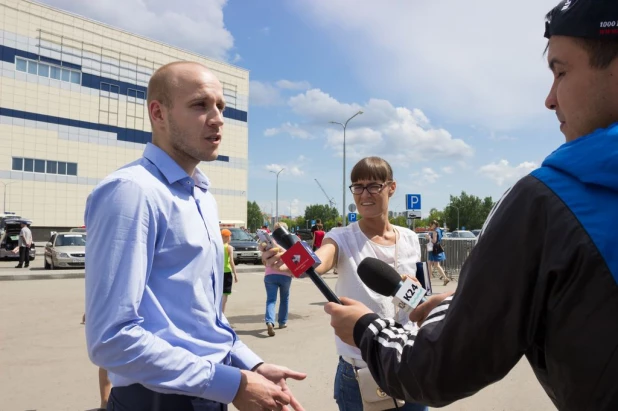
[221,229,238,314]
[14,220,32,268]
[262,221,293,337]
[427,220,450,285]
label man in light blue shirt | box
[85,61,306,411]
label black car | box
[229,228,262,265]
[295,229,313,242]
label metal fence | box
[418,237,477,281]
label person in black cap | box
[324,1,618,409]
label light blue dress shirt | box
[84,143,262,404]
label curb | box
[0,272,85,281]
[0,266,266,281]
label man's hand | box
[233,369,294,411]
[409,292,454,326]
[324,297,373,347]
[254,363,307,411]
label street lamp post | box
[0,181,18,212]
[329,110,363,226]
[270,168,285,225]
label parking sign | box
[406,194,421,210]
[348,213,357,222]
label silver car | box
[44,232,86,269]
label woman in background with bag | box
[262,156,427,411]
[427,220,450,285]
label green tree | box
[444,192,494,231]
[304,204,340,230]
[389,215,409,229]
[418,207,444,228]
[246,201,263,232]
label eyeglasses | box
[349,181,392,195]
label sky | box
[40,0,565,220]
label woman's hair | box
[350,157,394,183]
[317,223,323,230]
[274,221,288,230]
[431,220,439,228]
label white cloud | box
[40,0,234,61]
[293,0,558,131]
[264,123,313,139]
[276,80,311,90]
[250,80,312,107]
[250,81,284,107]
[479,160,537,186]
[410,167,440,186]
[489,132,517,141]
[287,89,473,163]
[265,163,305,176]
[442,166,454,174]
[260,26,271,35]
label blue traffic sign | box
[311,220,316,226]
[348,213,358,222]
[406,194,421,210]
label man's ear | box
[149,100,166,130]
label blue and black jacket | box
[354,124,618,410]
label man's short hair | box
[146,61,209,108]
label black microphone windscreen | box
[357,257,402,297]
[272,227,299,250]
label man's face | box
[160,66,225,164]
[545,36,618,142]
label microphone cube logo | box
[394,278,427,311]
[280,241,320,278]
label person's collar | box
[143,143,210,190]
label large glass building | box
[0,0,249,234]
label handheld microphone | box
[357,257,427,313]
[272,227,342,304]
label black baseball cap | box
[545,0,618,39]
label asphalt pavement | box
[0,260,556,411]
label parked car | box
[69,227,87,233]
[0,219,36,260]
[471,229,482,237]
[447,230,478,240]
[229,227,261,265]
[295,229,313,242]
[44,232,86,269]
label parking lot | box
[0,259,555,411]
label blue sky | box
[43,0,565,219]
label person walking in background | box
[312,223,325,252]
[427,220,450,285]
[263,222,293,337]
[14,220,32,268]
[221,229,238,314]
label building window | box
[15,57,81,85]
[12,157,78,176]
[34,159,45,173]
[47,161,57,174]
[24,158,33,172]
[12,157,23,171]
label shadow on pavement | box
[233,328,271,339]
[226,313,303,324]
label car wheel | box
[253,259,263,265]
[234,260,239,266]
[44,257,50,270]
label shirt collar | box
[143,143,210,191]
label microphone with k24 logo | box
[272,227,342,304]
[357,257,428,313]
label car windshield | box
[55,234,87,247]
[454,231,476,238]
[230,229,254,241]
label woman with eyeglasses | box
[262,156,426,411]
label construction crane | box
[315,179,337,208]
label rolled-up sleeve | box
[84,178,241,403]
